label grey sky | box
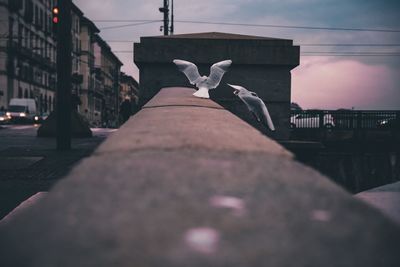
[74,0,400,109]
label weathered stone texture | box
[1,88,399,267]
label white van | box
[7,98,38,122]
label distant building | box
[93,35,123,127]
[79,16,99,123]
[70,3,83,112]
[120,72,139,105]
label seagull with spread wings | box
[173,59,232,98]
[227,84,276,131]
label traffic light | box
[52,7,59,24]
[52,7,59,35]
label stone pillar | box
[134,32,299,140]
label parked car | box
[377,117,400,130]
[0,111,11,124]
[33,112,50,124]
[290,113,335,129]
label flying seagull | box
[227,84,276,131]
[173,59,232,98]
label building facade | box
[79,16,99,123]
[0,0,126,127]
[93,35,123,127]
[0,0,57,112]
[120,72,139,105]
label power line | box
[302,51,400,54]
[89,19,400,33]
[298,44,400,47]
[99,20,161,30]
[110,51,400,57]
[4,37,400,48]
[174,20,400,33]
[104,40,400,47]
[302,54,400,57]
[301,51,400,56]
[93,19,158,22]
[103,40,400,46]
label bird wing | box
[173,59,202,85]
[239,94,275,131]
[259,100,276,131]
[206,60,232,89]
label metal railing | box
[290,110,400,130]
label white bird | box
[227,84,276,131]
[173,59,232,98]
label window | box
[34,5,38,25]
[39,8,43,29]
[49,96,52,111]
[18,24,23,46]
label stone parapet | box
[1,87,399,267]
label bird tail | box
[193,87,210,98]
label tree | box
[291,102,302,111]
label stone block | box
[134,32,299,140]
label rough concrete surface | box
[356,181,400,225]
[0,88,399,267]
[96,88,291,157]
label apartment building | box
[79,16,98,123]
[0,0,57,112]
[120,72,139,105]
[93,35,123,127]
[0,0,127,126]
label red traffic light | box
[52,7,59,24]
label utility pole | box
[54,0,72,150]
[159,0,169,36]
[170,0,174,34]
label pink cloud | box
[292,58,400,110]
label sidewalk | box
[0,125,116,219]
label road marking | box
[3,125,36,130]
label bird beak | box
[227,83,240,95]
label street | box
[0,124,116,220]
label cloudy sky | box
[74,0,400,110]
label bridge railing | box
[290,110,400,130]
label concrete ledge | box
[1,88,399,266]
[356,181,400,224]
[143,87,223,109]
[95,88,291,156]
